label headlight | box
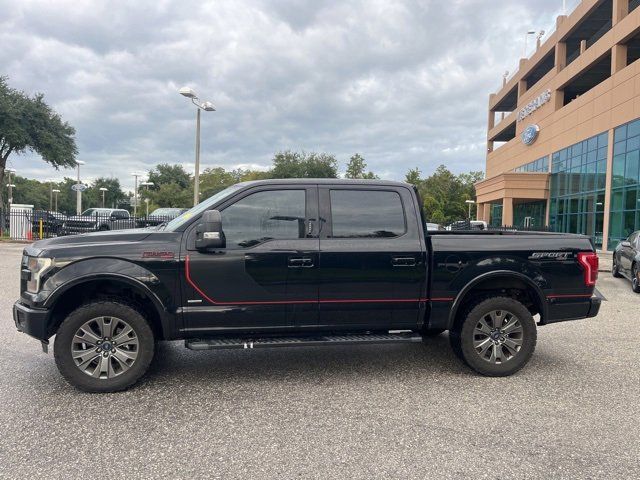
[26,257,54,293]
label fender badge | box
[142,251,175,259]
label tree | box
[84,177,127,209]
[406,165,484,225]
[146,183,192,208]
[345,153,378,179]
[0,77,77,210]
[270,151,338,178]
[148,164,191,190]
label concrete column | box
[517,79,527,99]
[503,197,514,226]
[555,42,567,72]
[476,203,483,222]
[612,44,628,75]
[483,203,491,224]
[488,108,495,131]
[553,89,565,111]
[580,40,587,55]
[602,129,615,251]
[613,0,629,25]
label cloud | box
[0,0,566,190]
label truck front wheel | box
[53,301,155,392]
[451,297,537,377]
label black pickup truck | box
[13,179,601,392]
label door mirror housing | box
[196,210,226,250]
[621,240,631,248]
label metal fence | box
[0,210,177,241]
[447,219,552,232]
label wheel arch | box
[45,274,168,340]
[447,270,547,329]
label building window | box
[550,132,608,248]
[514,156,549,173]
[608,118,640,249]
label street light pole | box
[76,161,85,215]
[131,173,142,218]
[139,182,154,216]
[179,87,216,206]
[99,187,108,208]
[5,169,16,205]
[465,200,476,220]
[523,30,536,57]
[52,189,60,212]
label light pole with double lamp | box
[179,87,216,206]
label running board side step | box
[185,332,423,351]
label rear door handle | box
[288,257,314,268]
[392,256,416,267]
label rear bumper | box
[13,301,51,341]
[543,292,601,325]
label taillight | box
[577,252,598,287]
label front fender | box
[39,258,173,313]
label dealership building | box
[475,0,640,250]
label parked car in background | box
[425,222,443,231]
[136,208,188,228]
[32,211,66,237]
[612,230,640,292]
[447,220,488,231]
[62,208,133,235]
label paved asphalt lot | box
[0,243,638,479]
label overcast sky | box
[1,0,574,191]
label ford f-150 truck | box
[13,179,601,392]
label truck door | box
[181,185,319,333]
[317,185,426,330]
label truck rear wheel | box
[451,297,536,377]
[53,300,155,392]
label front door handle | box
[392,256,417,267]
[288,257,314,268]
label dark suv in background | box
[62,208,133,234]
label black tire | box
[612,255,622,278]
[54,300,155,393]
[98,225,109,231]
[422,328,445,340]
[450,297,537,377]
[632,264,640,293]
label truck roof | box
[236,178,413,188]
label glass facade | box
[514,201,546,228]
[549,132,608,248]
[608,118,640,249]
[490,203,503,227]
[514,156,549,173]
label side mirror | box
[196,210,226,250]
[621,240,631,248]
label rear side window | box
[329,190,405,238]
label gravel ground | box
[0,243,638,479]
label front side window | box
[222,189,306,248]
[329,190,405,238]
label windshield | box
[80,209,100,216]
[163,184,245,231]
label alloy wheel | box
[472,310,523,364]
[71,316,139,379]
